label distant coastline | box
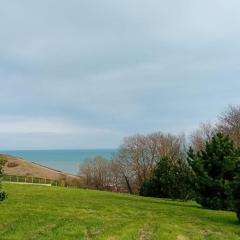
[0,149,116,174]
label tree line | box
[79,105,240,221]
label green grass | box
[0,183,240,240]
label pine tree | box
[188,133,240,210]
[140,157,194,200]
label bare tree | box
[115,149,136,194]
[218,105,240,147]
[79,156,125,191]
[190,122,216,151]
[116,132,185,192]
[79,156,110,189]
[107,160,124,191]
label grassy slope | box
[0,184,240,240]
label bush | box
[0,157,7,202]
[140,178,158,197]
[140,157,194,200]
[0,191,7,202]
[188,133,240,210]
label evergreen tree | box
[140,157,194,200]
[188,133,240,210]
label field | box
[0,184,240,240]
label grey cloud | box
[1,0,240,148]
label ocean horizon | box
[0,149,117,174]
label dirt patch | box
[7,162,19,168]
[177,235,190,240]
[139,230,151,240]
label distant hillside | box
[0,154,83,186]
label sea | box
[0,149,116,175]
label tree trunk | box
[124,175,133,194]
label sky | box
[1,0,240,149]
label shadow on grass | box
[161,201,240,227]
[196,212,240,227]
[137,197,200,209]
[85,191,240,227]
[130,197,240,227]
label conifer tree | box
[188,133,240,210]
[140,157,194,200]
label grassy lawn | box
[0,183,240,240]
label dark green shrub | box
[188,133,240,210]
[140,157,194,200]
[0,191,7,201]
[0,157,7,202]
[140,179,158,197]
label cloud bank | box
[1,0,240,149]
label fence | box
[3,175,65,187]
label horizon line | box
[0,148,117,151]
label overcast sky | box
[1,0,240,149]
